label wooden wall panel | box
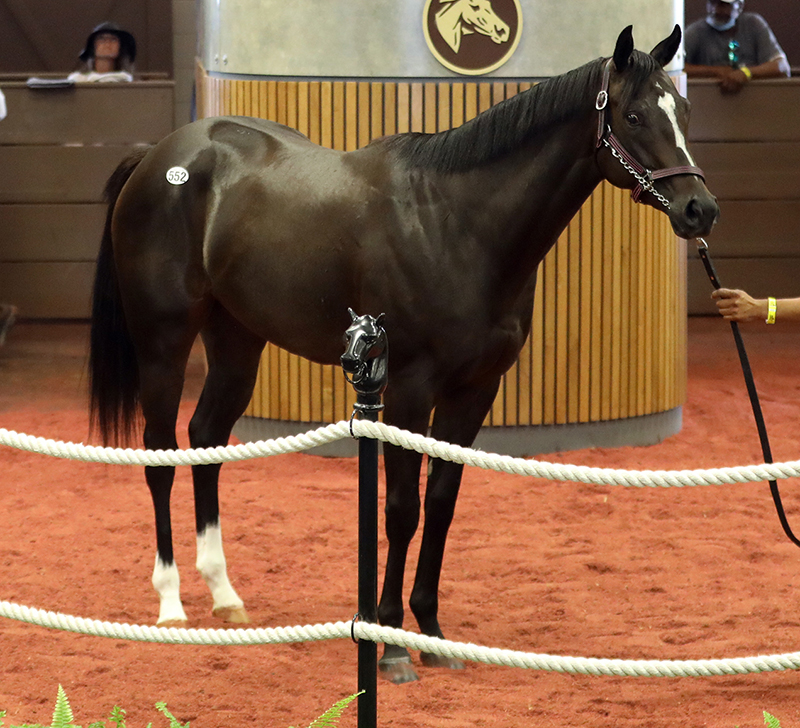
[0,84,174,145]
[0,262,94,318]
[199,71,685,428]
[685,80,800,314]
[0,204,104,260]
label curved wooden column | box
[197,69,686,454]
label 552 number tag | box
[166,166,189,185]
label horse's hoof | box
[420,652,466,670]
[157,619,188,628]
[379,656,420,684]
[213,606,250,623]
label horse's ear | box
[348,307,358,322]
[650,24,682,67]
[613,25,635,71]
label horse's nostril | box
[685,197,701,221]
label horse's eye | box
[625,112,641,127]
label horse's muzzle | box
[669,193,720,239]
[340,354,365,380]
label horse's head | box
[596,25,719,239]
[341,308,388,397]
[436,0,509,53]
[459,0,509,44]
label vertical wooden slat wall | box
[198,71,686,428]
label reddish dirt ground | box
[2,319,800,728]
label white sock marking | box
[196,522,244,611]
[152,557,187,623]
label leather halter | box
[595,58,705,205]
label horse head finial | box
[341,309,388,398]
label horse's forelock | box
[618,49,663,106]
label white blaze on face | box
[657,90,697,167]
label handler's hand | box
[711,288,764,322]
[718,67,749,93]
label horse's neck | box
[448,116,602,272]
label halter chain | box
[595,58,705,211]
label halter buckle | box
[595,90,608,111]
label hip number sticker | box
[166,166,189,185]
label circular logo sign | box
[423,0,523,76]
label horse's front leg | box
[377,385,432,684]
[410,379,501,669]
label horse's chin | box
[669,218,717,240]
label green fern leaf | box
[108,706,126,728]
[306,692,363,728]
[764,712,782,728]
[154,703,188,728]
[50,686,77,728]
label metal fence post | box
[341,310,388,728]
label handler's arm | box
[712,288,800,323]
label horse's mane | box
[381,50,661,174]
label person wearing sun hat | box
[68,22,137,82]
[684,0,789,92]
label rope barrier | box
[2,600,799,677]
[4,421,800,676]
[2,420,800,488]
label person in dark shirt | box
[684,0,790,93]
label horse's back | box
[110,116,376,362]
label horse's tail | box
[89,147,151,445]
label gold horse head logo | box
[435,0,511,53]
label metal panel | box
[200,0,683,78]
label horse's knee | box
[384,497,420,545]
[409,588,439,632]
[378,600,404,629]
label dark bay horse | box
[89,25,718,683]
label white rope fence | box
[2,599,800,678]
[3,420,800,677]
[2,420,800,488]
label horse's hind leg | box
[137,321,202,625]
[189,304,266,623]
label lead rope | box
[695,240,800,548]
[594,59,800,548]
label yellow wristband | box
[740,66,752,80]
[767,297,777,324]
